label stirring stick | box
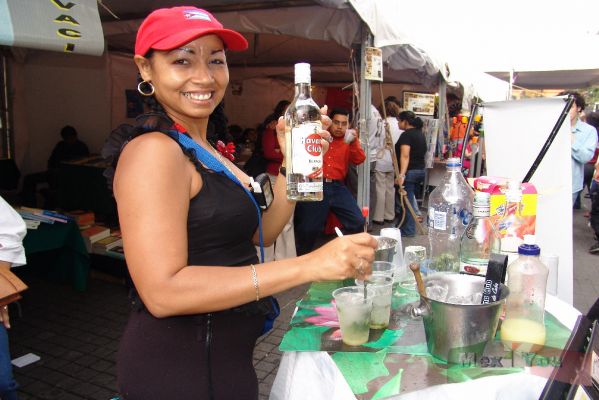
[360,207,370,299]
[334,227,367,301]
[361,206,369,233]
[409,262,426,298]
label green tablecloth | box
[23,221,90,291]
[280,281,572,399]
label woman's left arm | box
[396,145,410,186]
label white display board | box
[482,97,573,304]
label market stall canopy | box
[99,0,446,86]
[372,0,599,91]
[487,69,599,90]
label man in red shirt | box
[294,108,366,255]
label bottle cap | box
[518,235,540,255]
[446,157,462,168]
[294,63,311,84]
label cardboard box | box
[473,176,537,239]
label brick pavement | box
[7,196,597,399]
[7,266,308,400]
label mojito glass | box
[356,274,393,329]
[332,286,373,346]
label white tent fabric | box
[6,0,509,175]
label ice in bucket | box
[332,286,373,346]
[411,273,509,363]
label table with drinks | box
[271,258,577,400]
[272,157,579,399]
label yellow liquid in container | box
[500,318,546,353]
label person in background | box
[395,111,426,237]
[582,112,599,204]
[558,91,598,206]
[294,108,366,255]
[47,125,90,169]
[228,124,244,147]
[590,155,599,254]
[366,104,384,228]
[20,125,90,208]
[261,100,295,261]
[110,7,376,399]
[373,100,402,225]
[0,195,27,400]
[585,112,599,254]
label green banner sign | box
[0,0,104,56]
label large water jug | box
[427,157,474,272]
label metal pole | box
[522,95,575,183]
[460,102,479,165]
[356,26,372,211]
[1,53,12,159]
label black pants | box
[117,308,264,400]
[591,182,599,241]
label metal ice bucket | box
[411,273,509,363]
[373,236,397,262]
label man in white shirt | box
[366,104,384,228]
[0,195,27,400]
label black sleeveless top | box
[187,165,258,267]
[107,113,268,313]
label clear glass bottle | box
[459,191,501,276]
[427,157,474,272]
[284,63,323,201]
[500,235,548,353]
[497,180,525,254]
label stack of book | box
[80,225,111,252]
[91,234,123,255]
[64,210,95,229]
[16,207,72,229]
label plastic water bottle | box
[459,191,501,276]
[500,235,548,353]
[427,157,474,272]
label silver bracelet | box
[250,264,260,301]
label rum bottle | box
[284,63,323,201]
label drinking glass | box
[332,286,373,346]
[399,245,427,291]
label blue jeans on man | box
[0,324,18,400]
[591,181,599,243]
[400,169,426,237]
[294,180,365,256]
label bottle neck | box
[295,82,312,99]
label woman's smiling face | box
[135,34,229,122]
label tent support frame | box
[356,25,372,217]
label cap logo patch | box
[183,10,211,21]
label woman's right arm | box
[114,133,377,318]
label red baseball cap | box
[135,6,248,56]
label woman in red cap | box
[109,6,376,399]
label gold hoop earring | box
[137,80,155,96]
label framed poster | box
[364,47,383,81]
[403,91,435,115]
